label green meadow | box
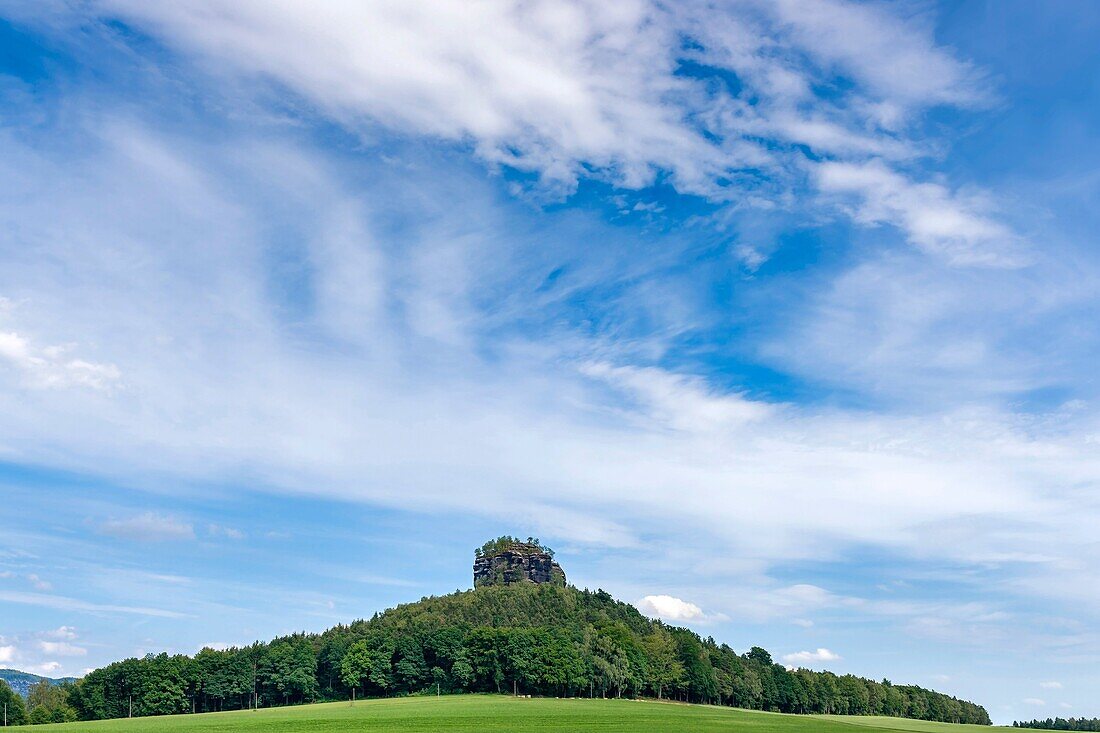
[29,695,1006,733]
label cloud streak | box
[815,159,1023,267]
[0,590,188,618]
[0,330,120,391]
[98,513,195,542]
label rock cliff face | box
[473,542,566,587]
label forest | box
[0,581,991,726]
[0,678,77,725]
[1014,720,1100,731]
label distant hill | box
[0,668,77,698]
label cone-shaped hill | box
[355,582,652,636]
[67,537,991,725]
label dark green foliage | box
[476,536,554,558]
[0,678,29,725]
[63,583,990,725]
[261,635,319,706]
[1015,719,1100,731]
[26,679,77,723]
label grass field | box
[30,695,1007,733]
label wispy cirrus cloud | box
[34,0,1007,261]
[815,159,1023,267]
[0,590,188,618]
[44,626,77,640]
[99,513,195,542]
[0,109,1091,617]
[582,361,773,431]
[26,573,50,591]
[0,330,120,391]
[206,524,245,540]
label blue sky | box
[0,0,1098,722]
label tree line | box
[0,679,78,725]
[1014,720,1100,731]
[0,584,990,725]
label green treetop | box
[475,535,555,558]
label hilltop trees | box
[475,536,553,558]
[59,583,991,726]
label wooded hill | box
[0,669,76,698]
[64,582,991,724]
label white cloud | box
[38,641,86,657]
[30,662,62,675]
[734,244,768,272]
[782,648,842,665]
[757,250,1090,405]
[636,595,706,622]
[815,159,1022,267]
[44,626,77,640]
[1023,698,1046,706]
[97,0,734,198]
[99,513,194,542]
[764,0,987,110]
[207,524,245,540]
[583,362,773,431]
[27,573,51,591]
[0,330,120,391]
[0,645,15,663]
[711,584,840,625]
[1039,681,1063,689]
[82,0,1006,250]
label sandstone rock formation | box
[473,540,566,587]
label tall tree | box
[643,627,684,700]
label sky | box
[0,0,1098,723]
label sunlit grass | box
[33,694,1009,733]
